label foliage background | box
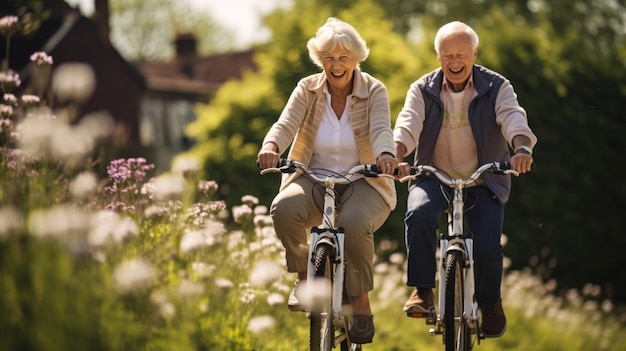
[185,0,626,304]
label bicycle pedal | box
[406,311,428,318]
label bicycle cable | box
[307,167,355,228]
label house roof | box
[135,49,257,100]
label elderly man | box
[393,21,537,338]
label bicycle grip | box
[256,158,289,168]
[368,164,399,176]
[500,161,535,170]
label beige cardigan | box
[262,69,397,210]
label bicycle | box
[399,162,519,351]
[261,159,393,351]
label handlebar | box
[259,159,396,184]
[399,162,519,188]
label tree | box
[108,0,234,61]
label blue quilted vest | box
[414,65,512,204]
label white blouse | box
[308,87,361,178]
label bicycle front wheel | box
[310,243,334,351]
[444,250,471,351]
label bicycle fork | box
[307,227,346,315]
[431,194,479,336]
[306,183,346,318]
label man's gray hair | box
[434,21,479,55]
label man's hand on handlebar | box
[394,162,412,179]
[510,153,533,174]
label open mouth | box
[331,71,346,78]
[449,66,464,74]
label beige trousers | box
[270,176,391,296]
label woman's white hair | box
[434,21,480,55]
[307,17,369,68]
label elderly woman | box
[257,17,398,344]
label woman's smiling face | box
[437,32,477,92]
[322,47,357,93]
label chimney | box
[93,0,111,46]
[174,33,197,58]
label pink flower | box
[29,51,53,66]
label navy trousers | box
[404,176,504,305]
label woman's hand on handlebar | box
[376,153,399,175]
[257,143,280,170]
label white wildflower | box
[151,174,186,201]
[191,262,215,278]
[178,279,205,297]
[21,94,40,105]
[241,195,259,207]
[3,93,17,105]
[253,205,268,215]
[247,315,275,334]
[232,204,252,224]
[51,63,96,103]
[267,292,285,306]
[69,171,98,199]
[159,302,176,321]
[249,260,283,287]
[0,104,13,118]
[253,214,273,227]
[113,258,156,293]
[144,204,169,219]
[204,219,226,242]
[198,180,218,197]
[78,111,114,141]
[389,252,405,265]
[180,220,225,254]
[50,122,93,165]
[241,289,256,304]
[0,16,18,36]
[172,156,200,178]
[88,210,139,247]
[272,281,291,293]
[215,278,234,290]
[180,230,206,253]
[0,206,22,238]
[28,205,89,239]
[30,51,53,65]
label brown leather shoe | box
[348,314,375,344]
[480,300,507,338]
[403,288,434,314]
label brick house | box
[135,35,256,170]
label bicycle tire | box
[444,250,471,351]
[310,243,334,351]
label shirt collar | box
[442,73,475,92]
